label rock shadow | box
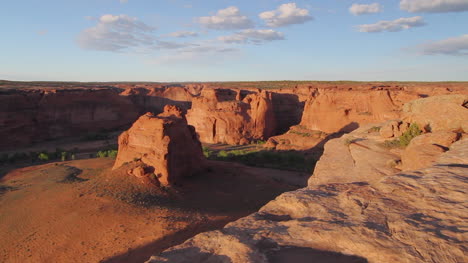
[267,246,368,263]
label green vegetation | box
[381,123,422,148]
[96,149,118,158]
[38,152,49,162]
[204,147,315,172]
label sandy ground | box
[0,158,305,263]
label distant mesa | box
[113,105,206,186]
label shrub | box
[202,146,213,158]
[107,150,118,159]
[380,123,422,149]
[398,123,422,147]
[38,152,49,162]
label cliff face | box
[186,89,277,145]
[120,86,195,115]
[299,89,401,133]
[0,88,139,149]
[146,95,468,263]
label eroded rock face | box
[300,90,400,133]
[146,133,468,263]
[0,88,139,149]
[113,105,205,186]
[401,131,461,171]
[402,94,468,133]
[186,89,276,145]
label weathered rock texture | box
[147,129,468,263]
[402,94,468,133]
[113,106,205,186]
[120,85,195,115]
[0,88,139,149]
[300,90,401,133]
[186,89,276,145]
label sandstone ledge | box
[146,133,468,263]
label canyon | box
[0,80,467,263]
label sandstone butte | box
[112,105,206,186]
[186,88,276,145]
[146,94,468,263]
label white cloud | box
[167,31,198,38]
[357,16,426,32]
[259,3,313,27]
[120,0,128,3]
[400,0,468,13]
[77,14,156,51]
[218,29,285,44]
[197,6,253,30]
[417,34,468,55]
[349,3,382,15]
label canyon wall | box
[1,82,467,150]
[0,88,139,149]
[0,85,196,150]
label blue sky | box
[1,0,467,82]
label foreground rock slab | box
[113,105,205,186]
[147,135,468,263]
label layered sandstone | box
[300,89,401,133]
[186,89,276,145]
[113,105,205,186]
[120,85,195,115]
[0,88,139,149]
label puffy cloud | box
[259,3,313,27]
[218,29,285,44]
[77,14,156,51]
[417,34,468,55]
[400,0,468,13]
[357,16,426,32]
[167,31,199,38]
[349,3,382,15]
[197,6,254,30]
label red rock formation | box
[0,88,139,149]
[186,89,276,145]
[120,86,195,115]
[113,105,205,186]
[300,89,401,133]
[402,94,468,132]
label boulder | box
[113,105,206,186]
[380,120,409,138]
[401,131,461,170]
[402,94,468,132]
